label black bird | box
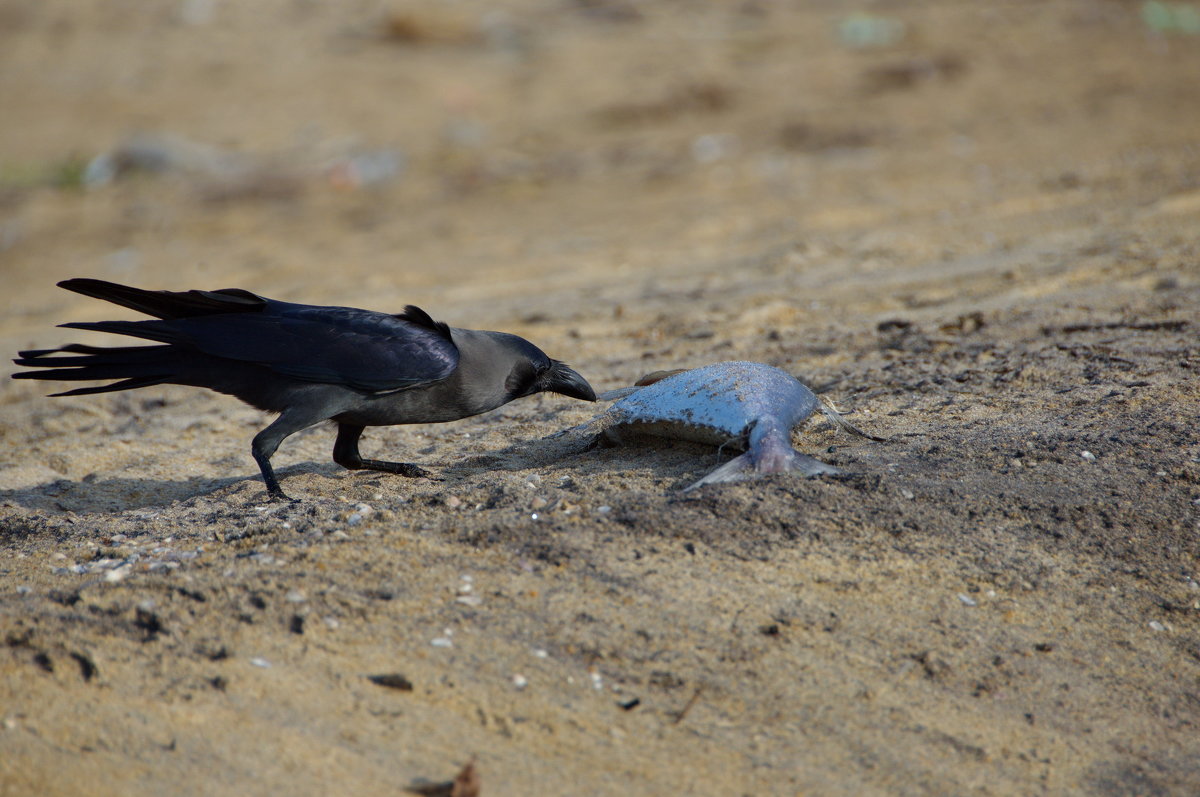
[13,279,596,500]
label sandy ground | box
[2,2,1200,794]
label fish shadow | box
[443,428,738,489]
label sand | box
[2,2,1199,794]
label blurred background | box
[2,0,1198,354]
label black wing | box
[62,302,460,393]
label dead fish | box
[578,361,882,492]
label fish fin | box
[596,386,642,402]
[683,450,844,493]
[634,368,688,386]
[786,452,845,477]
[595,368,689,401]
[683,452,755,492]
[818,398,888,442]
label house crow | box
[13,278,596,499]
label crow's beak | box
[543,361,596,402]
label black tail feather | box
[59,320,180,344]
[58,278,265,319]
[12,343,175,395]
[49,376,171,397]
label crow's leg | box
[332,423,431,478]
[251,409,329,501]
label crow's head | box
[450,329,596,413]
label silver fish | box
[579,361,882,492]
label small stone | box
[957,593,977,607]
[901,489,915,500]
[446,495,462,509]
[1080,450,1096,462]
[1149,620,1167,632]
[250,657,272,668]
[531,496,548,510]
[512,673,528,690]
[455,595,483,607]
[285,590,306,603]
[596,505,612,514]
[105,565,132,583]
[431,637,453,648]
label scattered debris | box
[367,673,414,691]
[408,757,481,797]
[672,686,704,725]
[836,14,905,48]
[1142,1,1200,34]
[80,132,404,198]
[595,82,733,127]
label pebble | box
[1149,621,1167,632]
[901,489,915,500]
[533,648,549,659]
[957,593,977,607]
[104,565,132,582]
[512,674,528,690]
[431,637,454,648]
[691,132,739,164]
[1080,450,1096,462]
[596,506,612,514]
[285,590,307,603]
[250,657,272,668]
[446,495,462,509]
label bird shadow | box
[0,462,341,515]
